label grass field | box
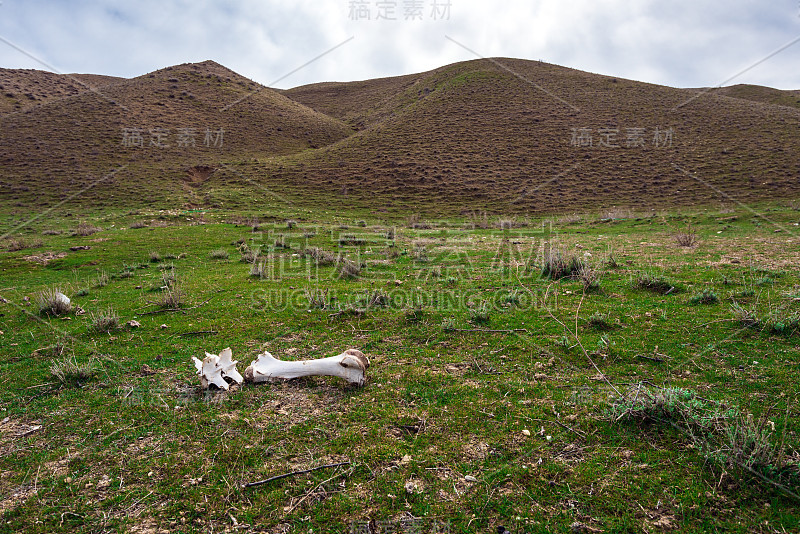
[1,204,799,533]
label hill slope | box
[0,61,353,209]
[271,59,800,214]
[2,58,799,215]
[0,68,125,115]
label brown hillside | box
[0,68,125,115]
[1,58,799,214]
[0,60,353,209]
[703,84,800,110]
[262,58,800,214]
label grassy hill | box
[0,61,353,211]
[2,58,799,217]
[0,68,124,114]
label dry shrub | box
[73,222,102,237]
[674,225,699,247]
[35,288,72,316]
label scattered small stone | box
[127,320,141,328]
[70,246,91,251]
[464,475,478,482]
[522,429,531,436]
[97,475,111,489]
[160,324,168,329]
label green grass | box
[0,204,799,532]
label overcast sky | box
[1,0,799,90]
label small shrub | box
[50,356,100,385]
[587,311,613,330]
[385,227,396,240]
[42,229,62,236]
[578,264,601,292]
[160,281,186,308]
[541,247,584,280]
[94,271,109,288]
[364,290,390,308]
[286,219,297,229]
[5,237,43,251]
[636,273,677,295]
[274,234,291,249]
[336,256,361,279]
[357,220,367,228]
[469,301,491,324]
[731,303,760,328]
[149,251,162,263]
[129,220,148,229]
[305,288,330,309]
[303,247,336,266]
[75,288,90,297]
[209,248,229,260]
[756,277,774,286]
[606,252,620,269]
[74,222,102,237]
[674,226,699,247]
[249,260,266,278]
[89,307,119,333]
[240,249,258,263]
[502,290,521,307]
[338,234,366,246]
[691,289,719,305]
[412,243,429,262]
[163,253,179,260]
[441,318,457,331]
[35,288,72,316]
[498,219,514,230]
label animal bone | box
[192,347,243,390]
[244,349,369,387]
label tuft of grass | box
[674,225,699,247]
[129,220,148,229]
[636,272,679,295]
[336,256,362,279]
[73,222,102,237]
[578,264,601,292]
[34,288,72,316]
[441,317,457,331]
[731,303,760,328]
[469,301,491,324]
[305,287,330,309]
[690,289,720,305]
[249,260,266,278]
[209,248,229,260]
[611,386,800,498]
[94,271,109,288]
[50,356,100,385]
[541,246,584,280]
[338,234,366,246]
[303,247,336,266]
[89,307,119,333]
[587,311,613,330]
[42,229,62,236]
[286,219,297,229]
[149,251,162,263]
[5,237,43,251]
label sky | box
[0,0,799,90]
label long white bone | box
[244,349,369,387]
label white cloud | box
[0,0,798,89]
